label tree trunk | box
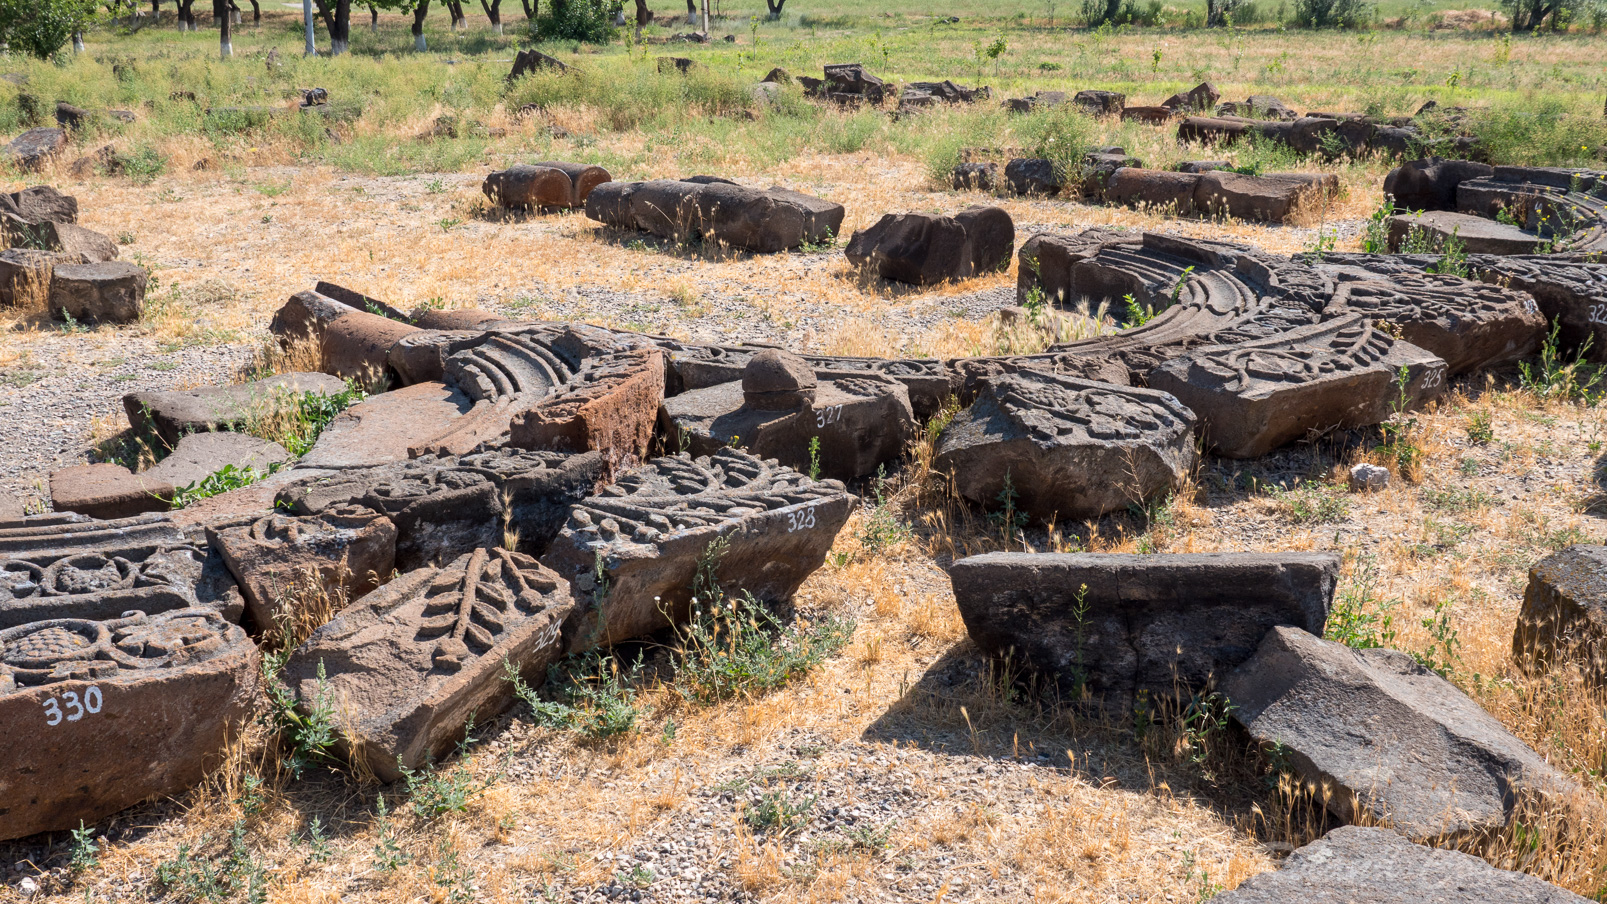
[633,0,649,29]
[412,0,431,49]
[250,0,260,21]
[520,0,535,18]
[446,0,465,28]
[216,0,231,54]
[72,31,85,52]
[764,0,782,18]
[480,0,502,31]
[368,2,378,31]
[699,0,707,35]
[313,0,351,53]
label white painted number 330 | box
[42,687,103,726]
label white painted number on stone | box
[786,506,818,533]
[815,405,843,428]
[42,686,102,726]
[1422,367,1444,390]
[1590,303,1607,326]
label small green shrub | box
[532,0,620,44]
[401,728,498,821]
[508,652,645,739]
[168,461,278,509]
[1519,321,1604,404]
[1271,483,1350,524]
[1325,557,1399,650]
[262,654,343,779]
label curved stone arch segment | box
[541,448,854,651]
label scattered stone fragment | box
[1224,626,1578,842]
[48,261,147,324]
[1161,81,1220,112]
[1382,157,1494,211]
[1101,168,1199,215]
[1120,105,1174,124]
[297,381,474,470]
[49,463,174,520]
[483,161,612,210]
[508,48,570,82]
[284,548,571,781]
[541,449,854,650]
[0,609,260,841]
[320,308,422,388]
[124,372,350,448]
[0,248,80,309]
[211,506,396,639]
[950,552,1337,714]
[844,206,1014,285]
[1349,463,1389,492]
[1148,315,1448,458]
[1514,545,1607,682]
[1193,171,1339,223]
[1072,89,1124,116]
[4,128,66,172]
[1388,209,1540,254]
[951,161,997,191]
[1213,826,1589,904]
[661,352,916,481]
[1003,157,1060,196]
[585,179,844,252]
[141,432,290,491]
[936,370,1195,521]
[5,186,78,224]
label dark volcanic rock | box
[49,463,173,519]
[1514,545,1607,683]
[934,370,1195,521]
[48,261,148,324]
[124,372,351,448]
[5,127,66,171]
[844,206,1014,285]
[950,552,1337,714]
[1383,157,1494,211]
[1213,826,1589,904]
[1224,626,1579,842]
[1388,210,1541,254]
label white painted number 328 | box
[786,506,817,533]
[42,687,103,726]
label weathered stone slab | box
[542,449,853,650]
[298,381,474,470]
[950,552,1337,714]
[1147,315,1447,458]
[142,432,290,491]
[1072,89,1124,116]
[1214,826,1588,904]
[124,372,350,448]
[1160,81,1219,113]
[7,186,77,225]
[844,206,1014,285]
[285,548,571,781]
[934,371,1196,522]
[1003,157,1061,196]
[1193,171,1339,223]
[507,349,666,467]
[48,261,148,324]
[662,363,915,482]
[1101,168,1199,215]
[4,128,66,171]
[585,179,843,252]
[1389,210,1541,254]
[1514,545,1607,683]
[0,609,260,841]
[1317,264,1546,374]
[49,463,173,520]
[0,248,80,309]
[483,162,610,210]
[321,309,422,388]
[1224,626,1577,842]
[211,506,396,639]
[1383,157,1495,211]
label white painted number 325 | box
[42,686,103,726]
[786,506,817,533]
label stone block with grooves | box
[950,552,1337,715]
[284,548,571,781]
[541,449,854,650]
[0,609,260,841]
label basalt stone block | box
[482,163,572,209]
[1213,826,1589,904]
[0,248,79,309]
[298,381,474,470]
[1514,545,1607,683]
[312,281,410,322]
[211,506,396,640]
[1004,157,1060,196]
[8,186,77,225]
[142,432,290,491]
[124,372,350,449]
[1224,626,1579,842]
[661,374,916,482]
[388,330,491,386]
[1160,81,1220,112]
[693,182,810,253]
[950,552,1337,714]
[1193,171,1339,223]
[321,309,421,388]
[1176,116,1252,146]
[1148,316,1448,459]
[542,449,853,651]
[5,128,66,172]
[507,48,570,82]
[767,187,846,243]
[451,448,606,557]
[268,289,361,350]
[0,514,243,629]
[1175,160,1232,173]
[934,370,1196,522]
[1121,105,1174,124]
[1072,89,1124,116]
[0,609,260,841]
[951,161,997,190]
[1467,255,1607,363]
[285,549,570,782]
[1324,270,1544,374]
[508,349,666,466]
[1388,210,1541,255]
[277,457,501,571]
[38,222,118,263]
[531,160,612,207]
[1383,157,1495,212]
[48,261,147,324]
[1102,168,1199,214]
[49,463,173,520]
[844,206,1015,285]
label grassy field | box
[4,6,1607,904]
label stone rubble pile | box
[0,185,144,323]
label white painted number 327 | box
[42,686,103,726]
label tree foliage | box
[0,0,98,59]
[534,0,617,42]
[1499,0,1578,30]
